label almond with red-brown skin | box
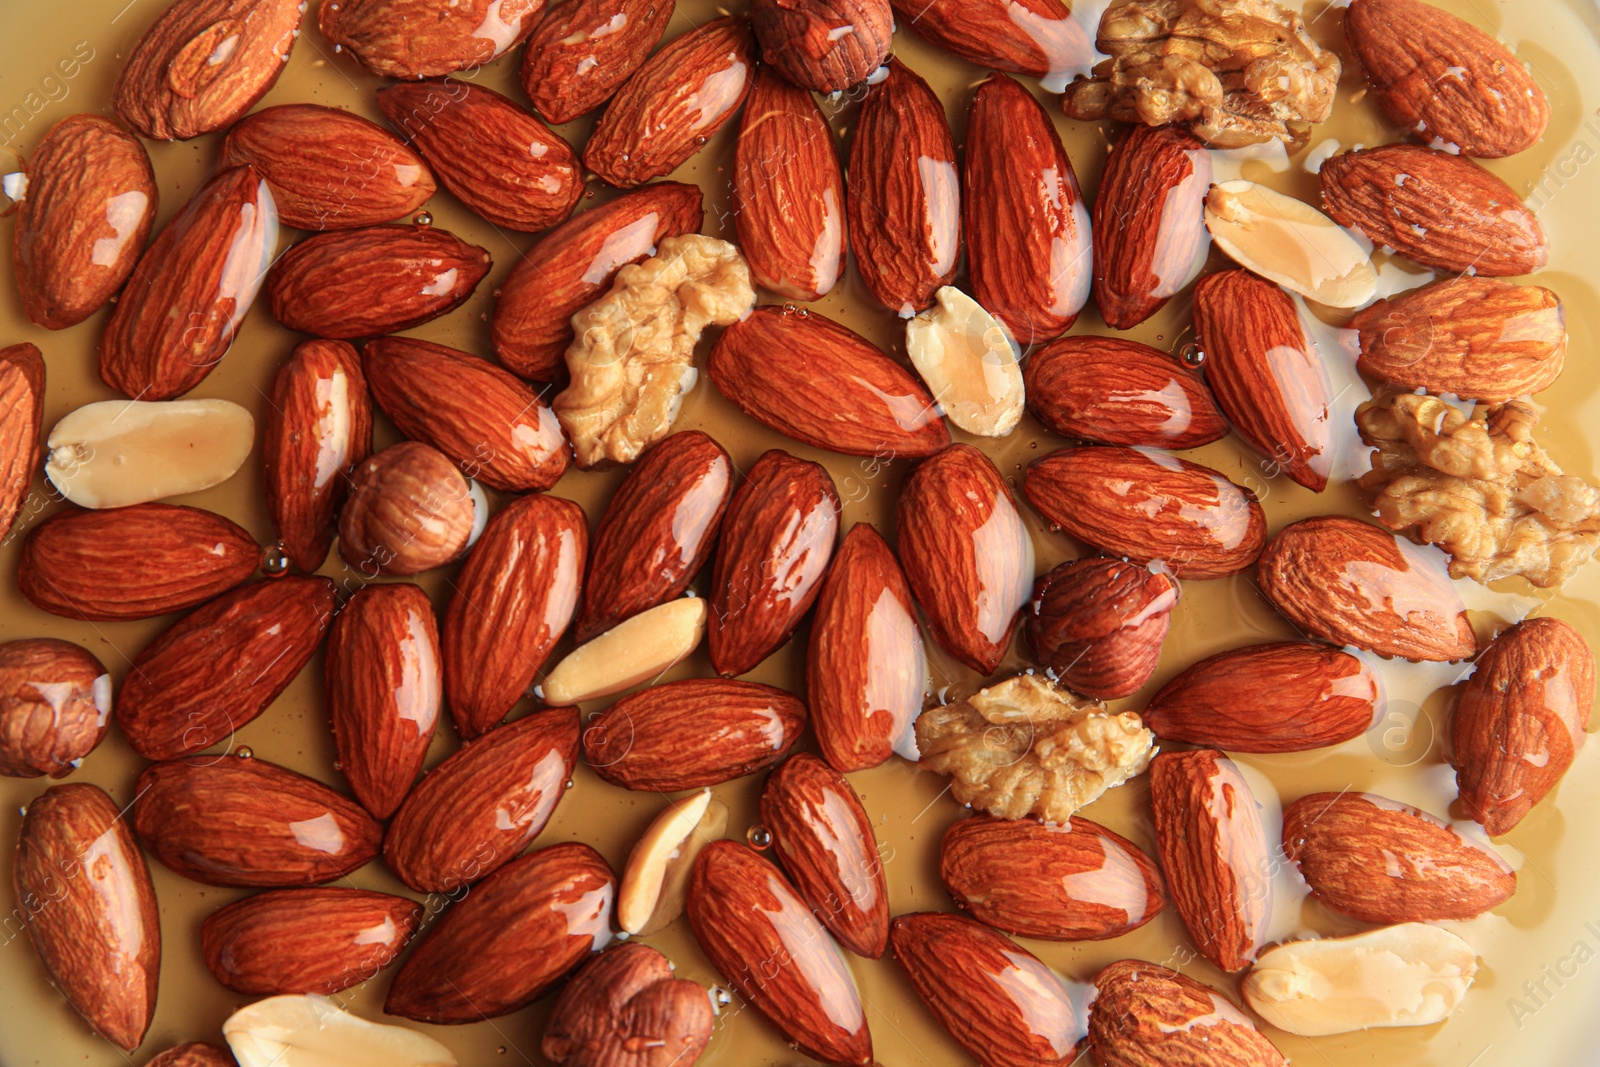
[1092,124,1212,330]
[751,0,892,91]
[493,182,703,381]
[1257,516,1478,661]
[267,224,490,339]
[378,79,583,232]
[201,888,424,996]
[386,841,615,1023]
[542,942,714,1067]
[1451,617,1595,836]
[145,1044,235,1067]
[965,72,1090,346]
[761,754,890,958]
[15,783,160,1051]
[13,116,157,329]
[363,336,569,493]
[113,0,304,140]
[1025,447,1267,580]
[1025,557,1177,700]
[100,166,277,400]
[689,840,872,1066]
[117,577,336,761]
[890,912,1082,1067]
[585,17,756,189]
[897,444,1033,674]
[732,67,848,301]
[1193,269,1335,492]
[1024,336,1227,449]
[0,639,110,778]
[848,58,958,315]
[444,494,586,738]
[219,104,436,230]
[1320,144,1547,276]
[1088,960,1286,1067]
[318,0,545,79]
[133,756,381,887]
[338,442,478,577]
[19,503,257,621]
[888,0,1095,80]
[521,0,676,125]
[584,679,806,791]
[385,707,580,893]
[709,307,949,457]
[0,343,45,538]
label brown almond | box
[0,343,46,538]
[318,0,545,79]
[1023,336,1228,449]
[1088,960,1286,1067]
[888,0,1095,80]
[750,0,892,91]
[520,0,675,125]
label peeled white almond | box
[542,598,707,705]
[617,789,730,935]
[1204,180,1378,309]
[224,994,457,1067]
[46,398,254,509]
[905,287,1025,437]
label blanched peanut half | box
[1205,180,1377,309]
[45,398,254,509]
[1242,923,1478,1036]
[542,598,707,705]
[617,788,731,935]
[224,994,456,1067]
[905,286,1024,438]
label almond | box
[520,0,675,125]
[1143,642,1384,753]
[542,942,714,1067]
[147,1044,236,1067]
[117,577,336,761]
[1320,144,1548,276]
[318,0,544,79]
[1023,336,1228,449]
[616,789,729,936]
[384,707,580,893]
[45,398,255,509]
[1149,748,1272,972]
[0,639,111,778]
[584,17,755,189]
[1025,557,1177,700]
[905,286,1025,437]
[751,0,892,91]
[542,598,707,706]
[896,444,1033,674]
[224,995,457,1067]
[19,503,257,621]
[113,0,305,140]
[13,115,157,328]
[385,842,615,1024]
[1204,179,1378,308]
[1024,446,1267,580]
[1451,616,1595,835]
[1091,124,1211,330]
[337,441,483,577]
[1256,515,1478,661]
[888,0,1095,83]
[14,783,160,1051]
[583,678,806,791]
[0,342,46,537]
[1088,959,1286,1067]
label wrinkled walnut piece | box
[553,235,756,468]
[1062,0,1340,148]
[1357,392,1600,588]
[914,674,1154,824]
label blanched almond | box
[45,399,254,509]
[617,789,730,935]
[1205,180,1376,308]
[542,598,707,706]
[905,287,1025,438]
[224,994,456,1067]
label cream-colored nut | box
[45,398,255,509]
[617,788,731,935]
[1242,924,1478,1036]
[1204,180,1377,308]
[905,287,1024,438]
[223,994,457,1067]
[542,598,708,705]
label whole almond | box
[889,0,1094,80]
[0,343,46,537]
[318,0,545,79]
[1023,336,1228,449]
[1088,959,1286,1067]
[1025,557,1177,699]
[542,942,714,1067]
[0,639,110,778]
[751,0,891,91]
[520,0,675,125]
[337,442,479,576]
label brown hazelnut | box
[338,441,482,576]
[0,638,112,778]
[541,942,714,1067]
[1026,557,1178,699]
[750,0,893,92]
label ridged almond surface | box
[1088,959,1286,1067]
[0,343,45,538]
[145,1044,235,1067]
[750,0,892,91]
[542,942,713,1067]
[1023,336,1227,449]
[318,0,545,78]
[888,0,1095,80]
[0,639,110,778]
[1025,557,1177,700]
[520,0,675,124]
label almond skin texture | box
[318,0,545,79]
[493,181,703,381]
[133,756,382,887]
[940,814,1165,942]
[0,343,46,537]
[584,17,756,188]
[888,0,1095,79]
[521,0,676,125]
[0,639,110,778]
[688,840,873,1066]
[752,0,892,91]
[385,842,615,1024]
[889,912,1082,1067]
[709,307,949,458]
[1193,269,1335,492]
[541,942,714,1067]
[897,444,1033,674]
[363,336,569,493]
[378,79,583,232]
[113,0,304,140]
[1026,558,1177,700]
[1320,144,1547,276]
[848,58,959,315]
[201,888,424,995]
[267,224,490,339]
[384,707,580,893]
[1088,959,1287,1067]
[444,494,586,738]
[14,784,160,1051]
[1257,516,1478,661]
[1144,642,1384,753]
[584,679,806,791]
[338,442,477,577]
[14,115,157,329]
[19,503,257,621]
[1024,336,1227,449]
[1346,0,1550,158]
[145,1044,234,1067]
[1282,792,1515,923]
[1092,124,1212,330]
[219,103,436,230]
[117,577,336,761]
[965,73,1090,346]
[1025,447,1267,580]
[1451,617,1595,836]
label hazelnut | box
[542,942,714,1067]
[1026,558,1178,700]
[750,0,893,92]
[0,638,112,778]
[338,441,484,576]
